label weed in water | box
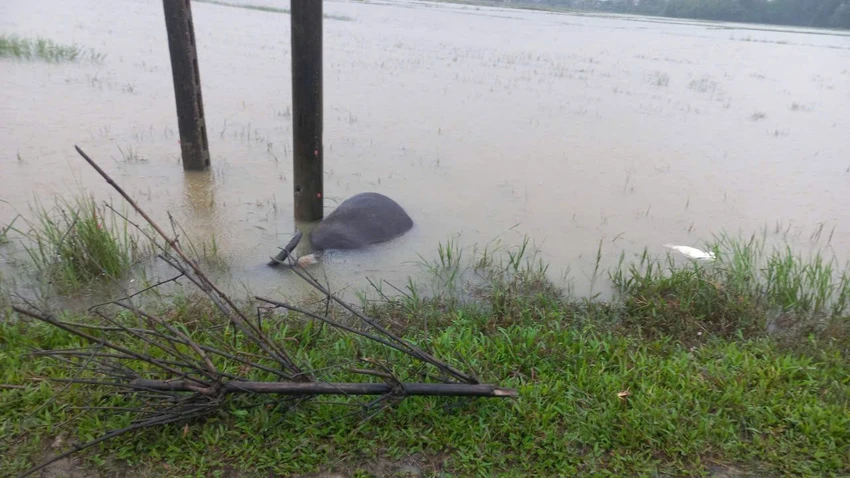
[171,221,229,273]
[0,215,20,245]
[688,77,718,94]
[790,101,813,112]
[115,145,147,164]
[0,34,104,63]
[15,195,140,292]
[651,71,670,86]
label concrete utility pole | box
[162,0,211,171]
[290,0,324,221]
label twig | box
[348,368,398,384]
[255,296,414,357]
[87,273,185,312]
[22,344,103,425]
[18,412,196,478]
[0,384,27,390]
[12,305,210,387]
[280,267,477,384]
[113,301,218,376]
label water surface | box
[2,0,849,303]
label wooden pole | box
[162,0,211,171]
[291,0,324,221]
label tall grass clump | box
[406,233,848,351]
[381,236,568,335]
[611,233,850,350]
[0,34,105,63]
[470,236,564,321]
[18,195,140,292]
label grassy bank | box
[1,236,848,477]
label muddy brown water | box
[2,0,849,305]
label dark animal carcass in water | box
[268,192,413,267]
[311,192,413,250]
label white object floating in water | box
[663,244,716,261]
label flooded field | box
[2,0,849,303]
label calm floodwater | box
[2,0,849,303]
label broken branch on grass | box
[130,379,518,397]
[12,145,518,478]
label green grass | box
[0,34,106,63]
[193,0,353,21]
[610,232,850,351]
[1,236,848,477]
[14,195,141,293]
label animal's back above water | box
[311,192,413,251]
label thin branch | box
[12,305,209,387]
[87,273,185,312]
[279,268,477,383]
[113,301,218,376]
[255,296,412,357]
[89,309,214,382]
[17,413,197,478]
[111,304,291,381]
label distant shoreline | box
[427,0,850,32]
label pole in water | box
[162,0,211,171]
[291,0,324,222]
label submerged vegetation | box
[1,227,848,476]
[0,34,105,63]
[0,214,18,245]
[12,195,141,293]
[2,192,231,294]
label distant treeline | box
[460,0,850,29]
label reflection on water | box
[182,171,216,220]
[1,0,849,305]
